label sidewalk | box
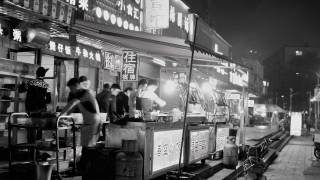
[264,136,320,180]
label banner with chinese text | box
[103,51,122,72]
[121,50,138,81]
[6,0,76,25]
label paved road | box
[265,136,320,180]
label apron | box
[78,102,101,147]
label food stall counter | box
[105,119,215,179]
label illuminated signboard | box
[229,69,249,87]
[146,0,190,38]
[152,129,184,172]
[0,24,3,36]
[121,50,138,81]
[215,127,229,151]
[77,0,142,31]
[102,51,122,72]
[12,29,22,42]
[47,40,102,62]
[6,0,76,25]
[145,0,169,29]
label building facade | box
[263,45,320,111]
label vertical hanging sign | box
[66,6,73,24]
[51,0,58,19]
[59,3,66,22]
[121,50,138,81]
[24,0,30,8]
[33,0,40,12]
[42,0,49,16]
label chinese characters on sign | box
[103,51,122,72]
[189,130,209,163]
[47,40,102,62]
[152,130,184,172]
[79,0,142,31]
[12,29,22,42]
[7,0,75,25]
[122,51,138,81]
[145,0,170,29]
[168,0,189,33]
[215,127,229,151]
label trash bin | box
[36,162,54,180]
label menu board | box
[215,127,229,151]
[188,129,209,163]
[152,129,184,172]
[121,51,139,81]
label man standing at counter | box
[25,67,51,114]
[129,79,148,119]
[59,78,101,147]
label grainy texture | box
[265,136,320,180]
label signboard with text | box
[215,127,229,151]
[152,129,184,172]
[188,129,209,163]
[290,112,302,136]
[77,0,142,31]
[46,39,102,65]
[6,0,76,25]
[102,51,122,72]
[145,0,169,29]
[121,51,138,81]
[145,0,190,39]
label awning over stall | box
[254,104,286,113]
[72,20,231,62]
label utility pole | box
[289,88,293,114]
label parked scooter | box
[313,133,320,159]
[241,138,279,180]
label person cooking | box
[59,78,101,147]
[129,79,148,119]
[139,81,166,120]
[140,82,166,108]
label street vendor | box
[59,78,101,147]
[140,82,166,108]
[129,79,148,119]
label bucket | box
[36,162,54,180]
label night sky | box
[184,0,320,60]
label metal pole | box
[240,87,246,145]
[289,90,293,114]
[314,101,320,130]
[315,102,317,130]
[177,14,199,177]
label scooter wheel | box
[314,148,320,159]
